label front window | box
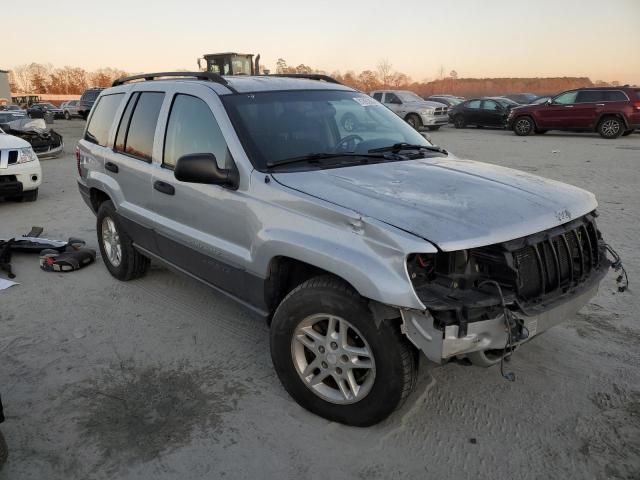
[553,91,578,104]
[222,90,434,170]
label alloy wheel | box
[291,313,376,404]
[101,217,122,267]
[515,118,532,135]
[601,119,621,137]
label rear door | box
[574,90,604,129]
[105,89,166,251]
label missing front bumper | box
[401,280,600,365]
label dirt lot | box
[1,121,639,480]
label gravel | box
[1,121,638,479]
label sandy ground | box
[0,120,639,480]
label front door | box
[479,99,505,127]
[148,91,258,305]
[536,90,578,129]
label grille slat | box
[511,218,601,303]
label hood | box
[272,158,597,251]
[0,132,31,149]
[405,100,447,109]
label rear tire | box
[270,275,417,426]
[405,114,422,131]
[97,200,150,281]
[453,115,466,129]
[598,116,623,139]
[513,116,534,136]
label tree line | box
[9,64,129,94]
[9,59,620,97]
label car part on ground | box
[0,118,63,158]
[77,72,621,426]
[508,86,640,138]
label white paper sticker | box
[353,96,380,107]
[0,278,19,291]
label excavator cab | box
[198,52,260,76]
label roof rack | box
[269,73,342,85]
[112,71,237,93]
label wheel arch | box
[596,112,629,130]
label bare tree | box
[377,59,393,88]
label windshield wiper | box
[266,152,390,168]
[368,143,448,155]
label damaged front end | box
[401,212,614,366]
[0,118,63,159]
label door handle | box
[154,180,175,196]
[105,162,119,173]
[564,105,574,108]
[596,104,605,106]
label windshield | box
[396,91,424,103]
[222,90,433,170]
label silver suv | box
[77,72,614,426]
[370,89,449,131]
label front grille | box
[8,150,18,165]
[511,217,601,301]
[434,107,448,116]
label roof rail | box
[269,73,342,85]
[112,71,237,93]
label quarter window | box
[604,90,627,102]
[163,94,232,170]
[553,91,578,104]
[119,92,165,162]
[84,93,124,146]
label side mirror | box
[174,153,238,189]
[546,99,553,105]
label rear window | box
[84,93,124,146]
[118,92,164,162]
[82,89,102,101]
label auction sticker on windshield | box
[353,96,380,107]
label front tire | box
[64,111,71,120]
[513,116,534,136]
[97,200,150,281]
[270,275,417,426]
[598,116,623,139]
[405,114,422,131]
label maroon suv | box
[507,86,640,138]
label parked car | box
[0,105,25,113]
[27,103,64,119]
[78,72,616,426]
[0,125,42,201]
[62,100,81,119]
[78,88,104,119]
[0,115,64,159]
[449,97,517,128]
[370,90,449,130]
[503,93,540,105]
[508,86,640,138]
[425,95,464,108]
